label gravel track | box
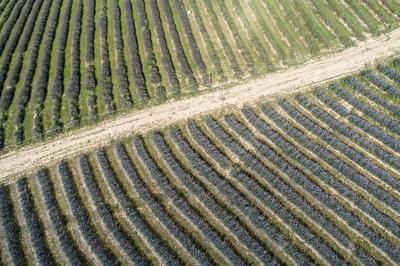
[1,28,400,182]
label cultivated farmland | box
[1,58,400,264]
[0,0,399,149]
[0,0,400,265]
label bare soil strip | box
[1,29,400,182]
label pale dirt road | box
[1,29,400,182]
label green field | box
[1,57,400,265]
[0,0,398,150]
[1,1,400,264]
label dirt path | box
[1,29,400,182]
